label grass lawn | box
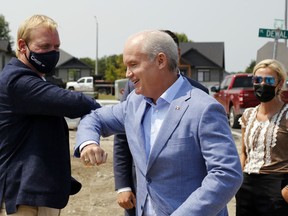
[98,94,116,100]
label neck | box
[259,97,284,115]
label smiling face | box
[123,35,162,100]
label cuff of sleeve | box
[79,141,98,152]
[117,187,132,194]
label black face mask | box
[254,84,276,102]
[26,46,60,74]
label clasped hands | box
[80,143,108,166]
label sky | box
[1,0,287,72]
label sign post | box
[258,28,288,59]
[258,28,288,39]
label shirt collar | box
[144,74,184,105]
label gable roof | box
[57,49,73,66]
[179,42,225,68]
[56,49,92,69]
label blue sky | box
[2,0,286,72]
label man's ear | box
[156,52,167,69]
[18,39,27,54]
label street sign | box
[258,28,288,39]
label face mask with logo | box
[253,84,276,102]
[26,46,60,74]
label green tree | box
[0,14,14,46]
[105,54,126,81]
[175,33,192,43]
[82,32,192,81]
[245,60,256,73]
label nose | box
[126,68,133,78]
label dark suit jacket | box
[0,58,100,214]
[113,77,208,216]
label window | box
[198,69,210,82]
[68,69,81,81]
[86,78,93,83]
[233,76,253,88]
[220,77,228,90]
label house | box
[1,41,226,87]
[54,49,93,83]
[0,40,14,72]
[256,41,288,70]
[179,42,225,87]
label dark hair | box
[160,30,179,47]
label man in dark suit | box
[0,14,100,215]
[113,30,209,216]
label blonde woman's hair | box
[253,59,287,89]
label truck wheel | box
[229,106,240,129]
[68,87,75,91]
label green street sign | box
[258,28,288,39]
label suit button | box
[141,205,144,210]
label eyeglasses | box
[252,76,276,85]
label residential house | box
[54,49,93,83]
[179,42,225,87]
[0,40,14,72]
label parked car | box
[66,76,115,99]
[211,73,288,128]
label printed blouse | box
[239,104,288,174]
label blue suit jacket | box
[113,78,209,216]
[0,58,100,214]
[75,78,243,216]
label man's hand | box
[80,144,108,166]
[117,191,136,209]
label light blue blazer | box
[75,78,243,216]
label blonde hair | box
[253,59,287,89]
[16,15,58,57]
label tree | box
[79,32,192,81]
[245,60,256,73]
[175,33,192,43]
[104,54,126,81]
[0,14,14,46]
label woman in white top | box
[236,59,288,216]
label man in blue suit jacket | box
[75,30,242,216]
[0,15,100,215]
[113,30,209,216]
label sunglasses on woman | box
[252,76,276,85]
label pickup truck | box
[211,73,288,128]
[66,76,114,98]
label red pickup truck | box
[211,73,288,128]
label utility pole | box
[273,28,280,59]
[94,16,98,75]
[285,0,287,46]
